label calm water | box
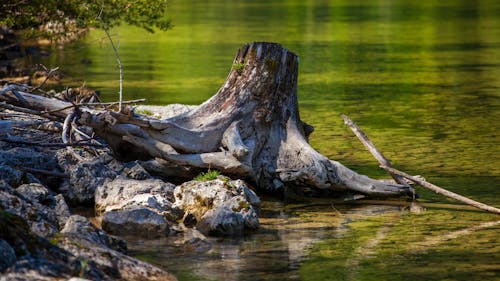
[36,0,499,280]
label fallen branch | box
[342,114,416,198]
[381,165,500,215]
[0,102,61,121]
[0,137,106,148]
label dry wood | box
[0,42,413,198]
[381,165,500,214]
[342,114,416,197]
[0,137,105,148]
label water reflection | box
[126,200,403,281]
[30,0,500,280]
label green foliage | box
[0,0,171,39]
[194,170,220,182]
[232,62,245,72]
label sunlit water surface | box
[34,0,500,280]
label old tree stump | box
[0,42,411,198]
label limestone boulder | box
[173,177,260,236]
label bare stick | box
[381,165,500,215]
[0,101,60,121]
[83,98,145,106]
[0,137,105,147]
[31,66,60,92]
[41,98,146,115]
[342,114,416,197]
[101,25,123,112]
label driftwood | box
[342,114,416,198]
[381,166,500,215]
[341,114,499,214]
[0,42,412,197]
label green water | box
[37,0,499,280]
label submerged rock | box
[173,177,260,236]
[61,215,127,253]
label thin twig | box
[83,98,145,106]
[42,98,146,115]
[100,23,123,112]
[0,137,105,147]
[31,66,60,92]
[381,165,500,215]
[71,120,104,146]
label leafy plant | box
[0,0,172,39]
[194,170,220,181]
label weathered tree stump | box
[0,42,411,197]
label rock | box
[53,194,71,229]
[179,228,212,253]
[0,165,24,187]
[16,183,54,205]
[0,147,58,171]
[101,207,169,238]
[61,215,127,253]
[0,207,177,281]
[58,156,118,205]
[95,176,176,215]
[122,161,151,180]
[173,177,260,236]
[95,177,178,238]
[0,239,16,272]
[0,183,64,236]
[0,208,86,280]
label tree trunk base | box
[0,42,412,198]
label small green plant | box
[79,258,89,277]
[232,62,245,72]
[195,170,220,181]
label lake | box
[36,0,499,280]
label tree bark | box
[0,42,411,197]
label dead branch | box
[31,66,60,92]
[342,114,416,197]
[0,136,106,148]
[381,165,500,215]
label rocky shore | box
[0,107,261,280]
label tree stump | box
[0,42,411,197]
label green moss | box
[232,200,250,212]
[194,170,220,181]
[232,62,245,73]
[49,233,64,246]
[134,253,158,264]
